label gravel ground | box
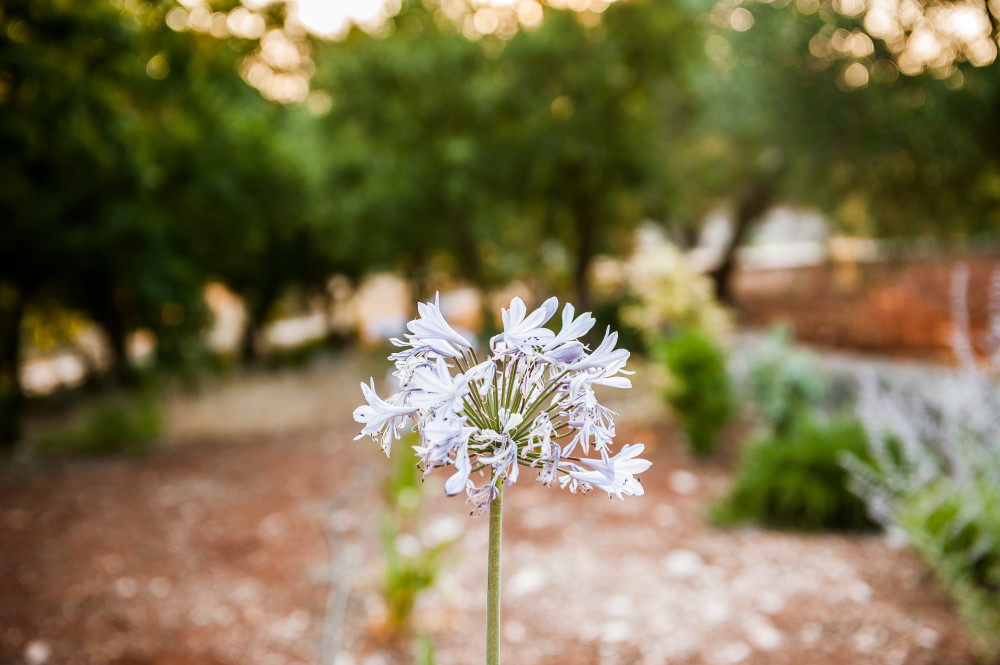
[0,353,979,665]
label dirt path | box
[0,355,977,665]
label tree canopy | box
[3,0,1000,445]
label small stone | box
[757,590,785,615]
[917,627,940,648]
[848,581,872,605]
[654,504,678,528]
[711,641,751,665]
[885,526,909,550]
[394,533,422,558]
[148,577,170,598]
[853,626,887,653]
[663,549,704,579]
[422,516,463,546]
[98,553,124,575]
[745,615,782,650]
[601,620,632,643]
[700,598,731,624]
[886,648,909,665]
[504,620,527,643]
[669,470,700,495]
[24,640,52,665]
[508,566,546,597]
[605,595,635,618]
[113,577,137,599]
[257,512,286,540]
[800,623,823,645]
[285,609,311,637]
[333,651,356,665]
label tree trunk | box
[456,221,484,289]
[240,314,260,364]
[709,182,772,305]
[240,294,275,364]
[572,204,596,312]
[104,308,136,387]
[0,287,25,448]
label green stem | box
[486,485,503,665]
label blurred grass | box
[37,389,163,456]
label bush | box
[843,266,1000,656]
[620,225,733,346]
[655,327,736,456]
[745,326,829,438]
[38,390,163,456]
[713,415,877,531]
[900,480,1000,597]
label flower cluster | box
[354,294,651,514]
[620,225,732,344]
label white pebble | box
[604,595,635,618]
[853,626,887,653]
[504,620,527,643]
[601,620,633,644]
[848,581,872,605]
[700,598,731,623]
[745,615,783,650]
[394,533,422,558]
[148,577,171,598]
[24,640,51,665]
[113,577,137,599]
[508,566,547,597]
[917,627,940,648]
[669,470,700,495]
[663,549,704,579]
[711,641,751,665]
[800,623,823,645]
[756,590,785,615]
[654,504,678,528]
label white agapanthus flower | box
[354,293,651,514]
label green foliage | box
[745,327,829,438]
[655,327,736,456]
[37,390,163,456]
[842,271,1000,656]
[379,436,457,634]
[7,0,1000,447]
[413,636,437,665]
[311,0,697,303]
[896,480,1000,646]
[713,415,876,531]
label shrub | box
[713,414,877,531]
[620,225,733,347]
[745,326,829,438]
[655,327,736,456]
[38,390,163,456]
[843,265,1000,656]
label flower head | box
[391,292,473,359]
[355,294,650,514]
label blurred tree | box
[494,1,696,308]
[0,0,344,442]
[0,0,207,442]
[311,3,503,295]
[682,1,1000,302]
[311,0,700,308]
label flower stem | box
[486,485,503,665]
